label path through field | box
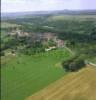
[26,66,96,100]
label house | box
[9,29,17,36]
[56,39,64,48]
[43,33,56,41]
[10,28,30,38]
[16,29,29,38]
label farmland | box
[1,22,21,28]
[27,66,96,100]
[1,48,71,100]
[1,10,96,100]
[47,15,96,21]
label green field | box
[47,15,96,21]
[1,22,21,28]
[1,48,71,100]
[88,57,96,64]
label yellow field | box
[26,66,96,100]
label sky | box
[1,0,96,13]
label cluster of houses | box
[9,28,65,51]
[9,29,29,38]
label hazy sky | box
[1,0,96,12]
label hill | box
[26,66,96,100]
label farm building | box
[56,39,65,48]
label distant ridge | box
[1,10,96,20]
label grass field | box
[1,48,71,100]
[47,15,96,21]
[27,66,96,100]
[89,57,96,64]
[1,22,21,28]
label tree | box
[0,51,5,56]
[62,55,85,72]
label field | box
[1,13,96,100]
[27,66,96,100]
[1,22,21,28]
[1,48,71,100]
[47,15,96,21]
[88,57,96,64]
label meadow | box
[1,48,71,100]
[47,15,96,21]
[1,22,21,28]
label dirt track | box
[26,66,96,100]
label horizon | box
[2,9,96,14]
[1,0,96,13]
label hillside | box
[26,66,96,100]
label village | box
[1,6,96,100]
[9,28,65,52]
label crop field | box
[1,48,71,100]
[1,12,96,100]
[1,22,21,28]
[27,66,96,100]
[47,15,96,21]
